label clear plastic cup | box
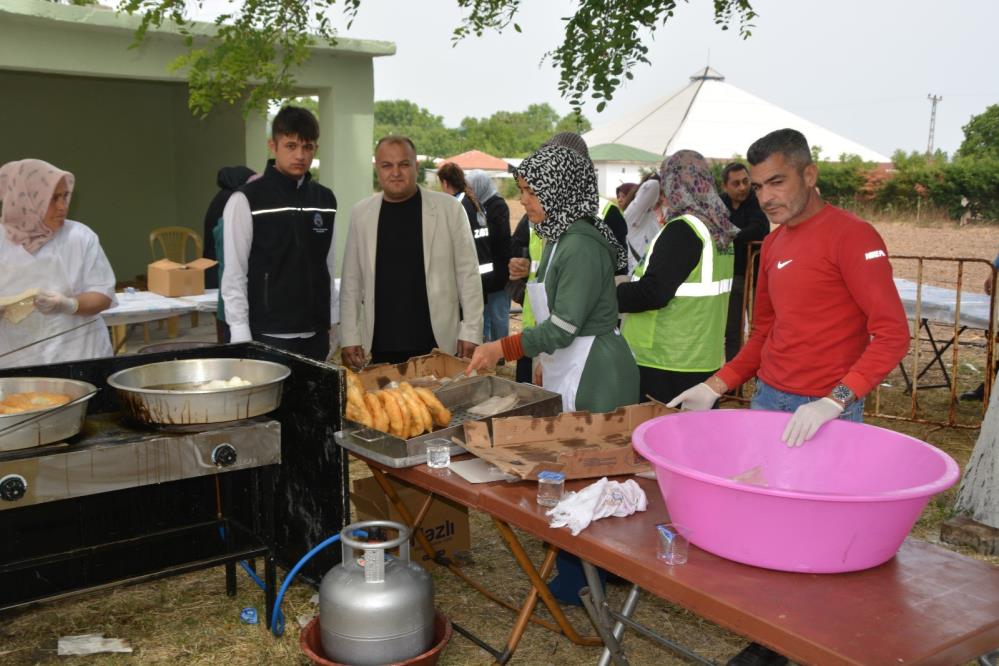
[656,523,690,565]
[536,471,566,508]
[425,439,451,469]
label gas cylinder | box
[319,520,434,665]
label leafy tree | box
[115,0,755,116]
[374,100,461,157]
[956,104,999,162]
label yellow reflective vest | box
[621,214,734,372]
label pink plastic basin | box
[632,410,960,573]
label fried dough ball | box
[379,389,409,438]
[399,383,433,434]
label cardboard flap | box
[149,259,184,271]
[186,257,218,270]
[357,349,470,391]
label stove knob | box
[211,443,238,467]
[0,474,27,502]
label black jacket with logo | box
[242,160,336,334]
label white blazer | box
[339,186,484,354]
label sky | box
[194,0,998,158]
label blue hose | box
[221,525,363,637]
[270,531,360,636]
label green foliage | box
[374,100,460,158]
[119,0,362,117]
[805,150,999,222]
[373,99,589,159]
[120,0,754,117]
[453,0,755,112]
[956,104,999,161]
[815,154,869,207]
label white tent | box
[583,67,890,163]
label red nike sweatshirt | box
[717,204,910,398]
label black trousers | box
[252,332,329,362]
[639,366,716,405]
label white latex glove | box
[666,382,721,411]
[34,290,79,315]
[781,398,844,447]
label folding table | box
[351,451,999,665]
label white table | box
[893,278,995,392]
[177,289,220,314]
[101,290,203,352]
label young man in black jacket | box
[221,106,338,361]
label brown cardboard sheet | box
[462,402,674,480]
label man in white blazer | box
[340,136,483,368]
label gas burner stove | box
[0,412,281,509]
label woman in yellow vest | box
[619,150,739,404]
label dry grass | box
[3,216,999,665]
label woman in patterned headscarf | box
[618,149,739,404]
[0,159,116,368]
[467,144,639,414]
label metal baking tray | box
[335,375,561,467]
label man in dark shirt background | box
[340,136,482,368]
[720,161,770,360]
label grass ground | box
[3,213,998,665]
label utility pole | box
[926,93,942,156]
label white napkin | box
[546,477,647,536]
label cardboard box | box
[354,349,471,392]
[147,258,217,297]
[351,475,471,565]
[462,402,675,480]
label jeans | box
[483,290,511,342]
[750,378,864,422]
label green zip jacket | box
[521,219,639,412]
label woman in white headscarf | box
[0,159,116,368]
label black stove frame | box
[0,342,346,623]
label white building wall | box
[595,162,657,199]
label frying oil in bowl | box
[144,377,253,391]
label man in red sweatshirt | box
[669,128,910,666]
[669,128,909,445]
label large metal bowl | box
[107,358,291,425]
[0,377,98,451]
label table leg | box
[111,324,127,353]
[167,315,180,338]
[597,584,641,666]
[491,518,601,647]
[580,561,630,666]
[365,466,566,634]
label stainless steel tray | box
[107,358,291,425]
[0,377,98,451]
[336,375,561,467]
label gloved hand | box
[34,290,78,315]
[666,382,721,411]
[781,398,844,447]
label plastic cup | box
[656,523,690,565]
[537,471,566,508]
[425,439,451,469]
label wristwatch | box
[828,383,855,408]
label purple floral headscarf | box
[659,150,737,250]
[0,159,75,254]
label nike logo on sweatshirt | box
[777,260,793,269]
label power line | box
[926,93,942,155]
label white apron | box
[527,242,595,412]
[0,250,111,368]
